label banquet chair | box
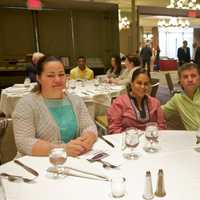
[0,118,17,164]
[165,73,181,96]
[150,78,160,97]
[93,94,111,135]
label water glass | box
[111,176,126,198]
[123,128,139,160]
[48,143,67,178]
[69,80,76,91]
[144,122,159,153]
[24,77,31,87]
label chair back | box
[0,118,17,164]
[165,73,175,95]
[93,94,111,135]
[150,82,160,97]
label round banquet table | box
[0,130,199,200]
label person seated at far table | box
[162,63,200,130]
[25,52,44,82]
[107,68,166,133]
[109,54,141,85]
[106,55,122,79]
[70,56,94,80]
[13,56,97,157]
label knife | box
[47,168,108,181]
[65,166,109,180]
[99,135,115,148]
[14,160,39,177]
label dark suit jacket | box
[177,47,191,66]
[194,47,200,68]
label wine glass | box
[69,80,76,92]
[123,128,139,160]
[144,122,159,153]
[94,78,100,88]
[47,142,67,178]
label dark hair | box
[127,68,150,92]
[34,56,64,92]
[126,54,140,67]
[178,62,200,78]
[131,67,150,82]
[77,56,86,60]
[37,56,64,75]
[110,55,122,76]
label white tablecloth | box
[0,83,37,117]
[0,130,199,200]
[0,81,125,117]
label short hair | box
[183,40,188,44]
[77,56,86,60]
[178,63,200,78]
[126,54,140,67]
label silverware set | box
[1,160,39,183]
[0,173,36,183]
[87,152,119,169]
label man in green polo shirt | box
[162,63,200,130]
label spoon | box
[0,173,36,183]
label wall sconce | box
[118,9,130,31]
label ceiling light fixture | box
[157,17,190,28]
[167,0,200,10]
[118,9,130,31]
[143,33,153,42]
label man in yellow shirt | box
[70,56,94,80]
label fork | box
[0,173,36,183]
[87,159,119,169]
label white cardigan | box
[12,92,97,155]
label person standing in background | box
[192,42,197,62]
[140,44,152,77]
[194,42,200,69]
[154,46,160,71]
[177,40,191,67]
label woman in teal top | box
[13,56,97,157]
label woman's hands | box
[65,132,97,157]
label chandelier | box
[167,0,200,10]
[118,10,130,30]
[143,33,153,42]
[158,17,190,28]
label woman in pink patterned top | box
[107,68,166,133]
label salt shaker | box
[143,171,154,200]
[155,169,166,197]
